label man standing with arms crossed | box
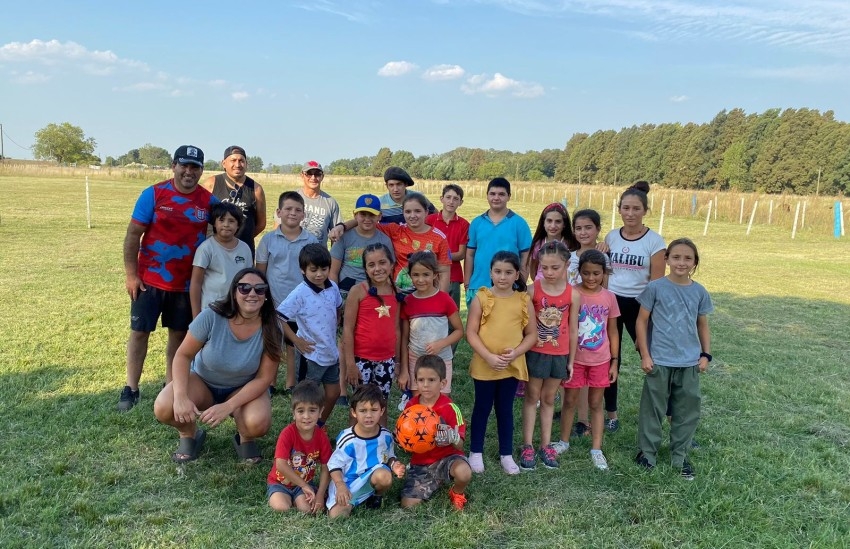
[202,145,267,258]
[118,145,218,411]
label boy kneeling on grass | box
[326,384,406,518]
[267,380,332,514]
[400,355,471,510]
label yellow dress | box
[469,288,529,382]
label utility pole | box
[1,123,4,159]
[816,168,821,196]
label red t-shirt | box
[353,282,401,360]
[531,279,572,356]
[406,394,465,466]
[131,180,217,291]
[426,212,469,283]
[267,423,332,487]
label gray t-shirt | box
[189,308,265,388]
[330,229,393,290]
[192,237,253,310]
[298,190,342,245]
[636,277,713,368]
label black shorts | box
[130,286,192,332]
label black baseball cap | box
[223,145,246,159]
[173,145,204,166]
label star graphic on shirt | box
[375,304,391,318]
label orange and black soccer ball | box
[395,404,440,454]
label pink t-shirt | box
[574,287,621,366]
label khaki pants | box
[637,365,701,468]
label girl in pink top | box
[558,249,620,470]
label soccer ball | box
[395,404,440,454]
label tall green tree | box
[33,122,97,164]
[247,156,264,172]
[137,143,172,167]
[371,147,392,177]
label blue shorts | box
[302,358,340,385]
[267,482,313,502]
[202,381,241,404]
[130,286,192,332]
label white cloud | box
[0,39,149,74]
[422,64,466,80]
[208,79,227,88]
[461,72,544,98]
[112,82,167,92]
[232,91,250,101]
[669,95,688,102]
[294,0,369,23]
[378,61,418,77]
[11,70,49,84]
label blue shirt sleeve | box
[131,186,156,225]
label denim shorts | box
[267,482,312,502]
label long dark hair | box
[210,267,283,362]
[531,202,578,252]
[490,250,527,292]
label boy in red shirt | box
[267,380,332,514]
[400,355,472,510]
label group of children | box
[189,182,713,515]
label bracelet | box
[335,222,346,231]
[699,352,713,362]
[610,357,619,362]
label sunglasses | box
[236,283,269,296]
[304,170,323,178]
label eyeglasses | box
[236,283,269,296]
[304,170,323,178]
[229,186,242,200]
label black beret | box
[383,166,414,187]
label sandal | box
[232,433,262,464]
[172,429,206,464]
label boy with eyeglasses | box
[257,192,318,392]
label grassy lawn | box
[1,172,848,548]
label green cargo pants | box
[637,364,701,468]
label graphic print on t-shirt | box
[536,296,568,347]
[578,303,608,351]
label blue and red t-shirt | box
[131,180,218,291]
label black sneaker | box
[634,451,655,470]
[680,460,695,481]
[363,495,382,509]
[336,395,349,408]
[572,422,591,438]
[117,385,139,412]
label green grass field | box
[1,173,849,548]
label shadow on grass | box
[0,292,848,547]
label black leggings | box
[605,295,640,413]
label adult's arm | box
[649,250,666,281]
[201,175,216,193]
[253,182,267,236]
[171,331,205,423]
[123,222,147,301]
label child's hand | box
[334,482,351,507]
[391,460,406,478]
[328,225,344,243]
[501,347,518,363]
[397,372,409,391]
[565,362,574,383]
[609,363,619,383]
[424,341,445,355]
[302,484,316,507]
[435,424,460,447]
[294,336,316,355]
[594,241,610,254]
[486,352,508,370]
[698,356,710,373]
[345,367,362,387]
[640,356,654,374]
[311,498,326,515]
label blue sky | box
[1,0,849,166]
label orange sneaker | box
[448,488,467,510]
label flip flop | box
[172,429,206,464]
[232,433,262,464]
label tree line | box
[328,108,849,195]
[29,107,849,195]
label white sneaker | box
[551,440,570,455]
[500,455,520,475]
[591,450,609,470]
[468,452,485,473]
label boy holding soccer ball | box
[400,355,472,510]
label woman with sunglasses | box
[155,267,283,464]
